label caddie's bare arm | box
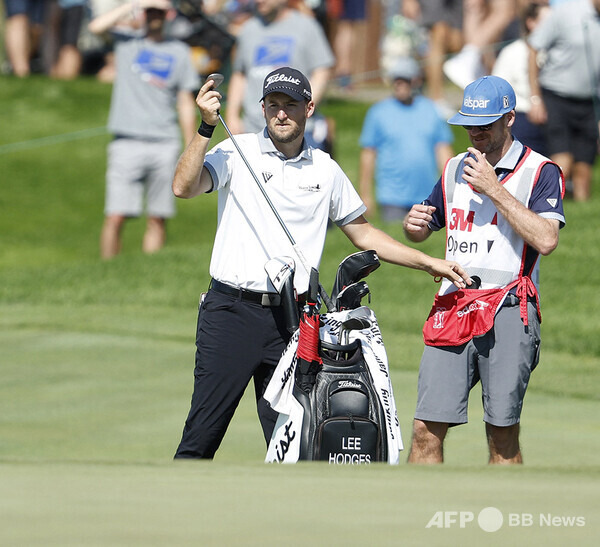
[172,79,221,198]
[88,0,171,34]
[464,147,560,255]
[341,216,471,288]
[403,204,436,243]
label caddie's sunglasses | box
[462,122,494,131]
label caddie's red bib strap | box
[515,276,540,327]
[422,278,539,347]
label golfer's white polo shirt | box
[204,129,366,293]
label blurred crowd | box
[0,1,573,86]
[2,0,598,204]
[2,0,370,80]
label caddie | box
[403,75,565,464]
[171,66,471,459]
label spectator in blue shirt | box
[359,56,454,222]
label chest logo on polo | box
[298,183,321,192]
[262,171,273,184]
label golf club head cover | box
[331,250,380,308]
[336,281,370,310]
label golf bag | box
[264,252,402,465]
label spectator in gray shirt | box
[528,0,600,201]
[224,0,335,150]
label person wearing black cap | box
[171,66,472,459]
[403,75,566,465]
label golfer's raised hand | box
[196,78,222,127]
[426,257,471,289]
[403,203,435,242]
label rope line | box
[0,127,108,155]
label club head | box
[345,305,372,323]
[341,317,372,331]
[339,308,372,345]
[206,73,225,90]
[265,256,295,294]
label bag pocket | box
[314,379,380,464]
[315,417,380,464]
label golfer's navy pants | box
[174,290,290,459]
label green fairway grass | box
[1,76,599,545]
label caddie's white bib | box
[438,146,551,296]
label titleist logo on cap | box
[266,73,301,87]
[261,67,312,101]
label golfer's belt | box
[210,278,281,307]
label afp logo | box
[426,507,504,532]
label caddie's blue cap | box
[448,75,516,126]
[261,67,312,102]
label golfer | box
[172,67,471,459]
[404,76,565,465]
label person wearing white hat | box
[404,75,565,465]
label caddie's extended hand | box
[426,257,472,289]
[463,148,501,197]
[195,78,222,127]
